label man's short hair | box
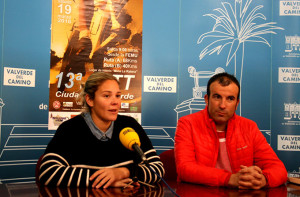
[206,72,240,100]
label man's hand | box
[228,172,241,188]
[90,167,130,188]
[238,165,267,190]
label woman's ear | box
[85,94,94,107]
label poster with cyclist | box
[49,0,143,130]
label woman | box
[38,72,164,188]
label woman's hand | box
[90,167,131,188]
[111,178,140,188]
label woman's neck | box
[90,113,111,132]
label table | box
[0,181,299,197]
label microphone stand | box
[147,163,181,197]
[122,176,157,190]
[122,160,181,197]
[122,161,156,190]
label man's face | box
[204,81,239,131]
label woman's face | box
[86,80,121,125]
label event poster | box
[48,0,143,130]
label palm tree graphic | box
[197,0,283,115]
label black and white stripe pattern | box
[138,149,164,183]
[39,153,92,187]
[38,150,164,187]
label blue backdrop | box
[0,0,299,183]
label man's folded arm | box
[251,125,287,187]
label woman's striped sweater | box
[38,114,164,187]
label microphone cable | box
[145,162,180,197]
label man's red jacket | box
[175,107,287,187]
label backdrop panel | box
[0,0,299,183]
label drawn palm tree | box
[197,0,283,115]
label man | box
[175,72,287,189]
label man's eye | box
[213,95,221,99]
[228,96,235,101]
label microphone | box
[119,127,148,163]
[120,127,180,196]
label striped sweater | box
[38,114,164,187]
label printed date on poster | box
[58,4,71,14]
[57,3,72,23]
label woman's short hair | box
[79,72,119,113]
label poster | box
[48,0,143,130]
